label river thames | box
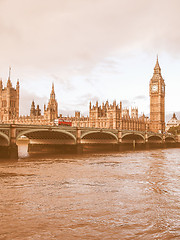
[0,146,179,240]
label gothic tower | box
[149,57,165,133]
[44,83,58,121]
[30,100,41,117]
[0,68,20,122]
[30,100,36,116]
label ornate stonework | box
[44,83,58,122]
[0,76,58,125]
[0,69,19,122]
[71,100,149,131]
[149,57,165,133]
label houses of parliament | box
[0,58,165,133]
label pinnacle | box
[51,82,55,93]
[155,55,160,68]
[154,55,161,74]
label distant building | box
[166,113,180,131]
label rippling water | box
[0,145,180,240]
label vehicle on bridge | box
[54,119,72,126]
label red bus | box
[54,119,72,126]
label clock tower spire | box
[149,56,165,133]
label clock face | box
[151,84,158,93]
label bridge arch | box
[17,129,76,144]
[122,133,145,143]
[81,131,118,144]
[165,136,176,142]
[148,135,163,143]
[0,132,9,146]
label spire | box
[16,79,20,90]
[154,55,161,74]
[50,82,55,99]
[52,82,54,93]
[8,66,11,80]
[155,55,160,68]
[173,113,177,119]
[7,66,12,87]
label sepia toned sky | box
[0,0,180,120]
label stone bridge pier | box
[0,125,18,159]
[9,125,18,159]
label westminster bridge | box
[0,124,178,159]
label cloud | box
[0,0,180,71]
[51,74,74,91]
[0,0,179,116]
[133,95,147,100]
[121,100,131,107]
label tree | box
[168,125,180,135]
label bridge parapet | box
[0,124,178,142]
[0,124,178,159]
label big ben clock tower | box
[149,56,165,133]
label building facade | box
[0,75,19,122]
[71,100,149,131]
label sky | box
[0,0,180,121]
